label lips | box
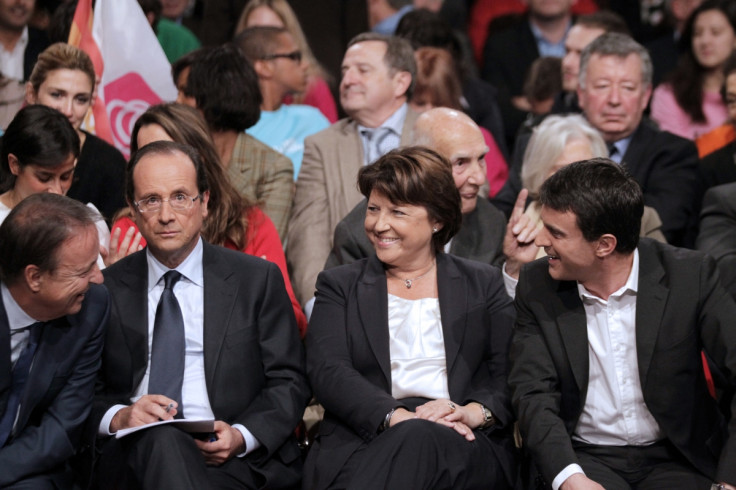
[374,235,398,247]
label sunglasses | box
[261,50,302,63]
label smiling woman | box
[304,146,518,489]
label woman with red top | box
[235,0,338,123]
[112,103,307,336]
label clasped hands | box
[388,398,486,441]
[109,394,245,465]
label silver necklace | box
[387,261,436,289]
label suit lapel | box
[437,254,466,389]
[0,297,11,418]
[556,281,590,393]
[201,243,237,394]
[356,255,392,387]
[114,251,151,385]
[337,121,365,215]
[634,242,668,387]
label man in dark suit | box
[495,33,700,248]
[90,141,310,488]
[509,159,736,490]
[697,182,736,301]
[324,107,506,270]
[0,193,108,488]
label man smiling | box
[509,158,736,490]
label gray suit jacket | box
[92,242,310,487]
[287,109,419,305]
[324,197,507,270]
[509,238,736,486]
[0,284,108,487]
[697,182,736,301]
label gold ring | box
[448,402,456,411]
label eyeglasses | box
[261,50,302,63]
[135,193,202,213]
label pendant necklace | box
[387,261,436,289]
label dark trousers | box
[572,441,713,490]
[330,419,511,490]
[95,425,264,490]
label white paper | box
[115,418,215,439]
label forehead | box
[55,224,99,269]
[41,68,94,91]
[343,40,388,66]
[567,25,605,48]
[585,53,643,80]
[435,122,486,158]
[133,151,198,195]
[541,205,580,232]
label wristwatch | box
[711,484,726,490]
[479,404,495,429]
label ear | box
[8,154,21,176]
[200,190,210,219]
[253,59,272,79]
[24,264,43,293]
[24,82,37,105]
[392,70,412,99]
[595,233,617,258]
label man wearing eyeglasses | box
[235,26,330,179]
[88,141,310,489]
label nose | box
[468,159,487,185]
[47,179,64,195]
[341,68,357,87]
[59,98,73,118]
[607,85,621,105]
[374,211,391,232]
[534,227,550,248]
[89,264,104,284]
[157,199,176,222]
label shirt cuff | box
[552,464,585,490]
[502,262,519,299]
[98,404,128,436]
[232,423,261,457]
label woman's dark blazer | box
[304,252,517,489]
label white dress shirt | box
[99,239,260,456]
[553,250,663,489]
[0,26,28,81]
[387,294,450,400]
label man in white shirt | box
[0,0,49,81]
[90,141,310,489]
[508,158,736,490]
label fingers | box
[510,188,529,221]
[195,421,242,466]
[434,418,476,441]
[415,399,456,422]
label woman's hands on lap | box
[389,399,484,442]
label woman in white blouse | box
[304,147,517,489]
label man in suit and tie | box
[90,141,310,488]
[509,158,736,490]
[287,32,418,313]
[324,107,507,270]
[0,193,108,488]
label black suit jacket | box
[23,27,50,82]
[509,238,736,486]
[92,242,310,486]
[304,253,517,489]
[492,120,701,247]
[324,197,507,270]
[0,284,108,487]
[697,182,736,301]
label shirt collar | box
[372,5,413,35]
[577,248,639,302]
[146,237,204,291]
[357,102,408,135]
[610,135,633,160]
[1,282,39,332]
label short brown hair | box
[28,43,95,95]
[348,33,416,99]
[0,194,98,284]
[358,146,461,253]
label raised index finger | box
[511,189,529,221]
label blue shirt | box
[247,105,329,179]
[373,5,414,35]
[529,19,570,58]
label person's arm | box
[0,286,109,487]
[256,150,294,243]
[244,208,307,337]
[305,269,403,441]
[287,136,332,306]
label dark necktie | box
[148,271,185,417]
[608,143,620,162]
[0,322,43,446]
[362,127,393,164]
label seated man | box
[90,141,310,488]
[509,158,736,490]
[236,26,330,179]
[325,107,506,270]
[697,181,736,302]
[0,194,107,487]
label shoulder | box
[238,133,291,166]
[285,104,329,123]
[80,132,126,164]
[438,253,503,285]
[305,118,356,146]
[632,121,697,156]
[71,283,110,330]
[472,197,507,225]
[639,237,711,274]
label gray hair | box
[578,32,653,89]
[347,33,416,99]
[521,114,608,199]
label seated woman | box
[651,0,736,139]
[112,103,307,336]
[0,105,110,267]
[304,147,517,489]
[503,114,667,296]
[25,43,127,222]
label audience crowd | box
[2,0,736,489]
